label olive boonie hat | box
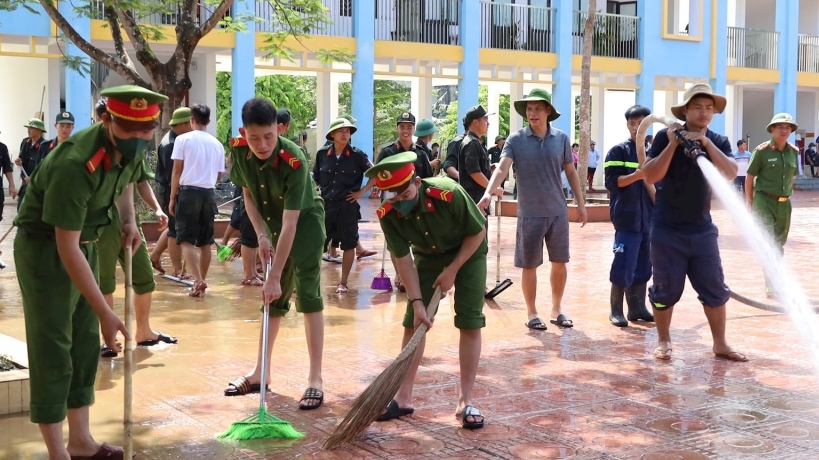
[766,113,798,133]
[396,112,416,125]
[169,107,192,126]
[671,83,726,121]
[365,151,417,190]
[514,88,560,122]
[55,112,75,124]
[339,113,357,124]
[495,135,505,142]
[414,119,438,137]
[325,117,357,140]
[24,118,47,132]
[100,85,168,122]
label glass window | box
[492,0,513,27]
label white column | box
[316,72,332,140]
[488,82,502,140]
[204,53,218,136]
[47,57,60,126]
[330,71,342,122]
[591,85,604,147]
[509,82,524,133]
[411,76,433,120]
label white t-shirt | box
[171,130,225,188]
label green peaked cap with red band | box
[101,85,168,123]
[365,151,417,190]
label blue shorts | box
[648,223,730,309]
[609,231,651,288]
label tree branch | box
[198,0,234,39]
[104,5,135,71]
[113,2,162,74]
[38,0,147,85]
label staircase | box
[794,176,819,191]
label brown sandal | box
[224,376,268,396]
[69,442,129,459]
[242,277,263,286]
[189,280,208,297]
[150,258,165,275]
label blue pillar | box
[551,0,574,134]
[231,0,255,134]
[457,0,480,125]
[709,0,728,134]
[59,1,91,130]
[774,0,798,126]
[352,0,375,159]
[635,0,660,113]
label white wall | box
[744,0,775,31]
[799,0,819,35]
[742,89,774,148]
[187,53,218,137]
[796,90,818,141]
[599,89,636,186]
[0,56,58,193]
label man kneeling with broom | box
[368,152,488,429]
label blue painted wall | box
[230,0,255,135]
[0,5,51,37]
[457,0,480,128]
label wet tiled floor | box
[2,191,819,459]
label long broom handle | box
[123,249,134,458]
[0,225,15,245]
[379,238,388,271]
[259,260,273,416]
[495,197,501,284]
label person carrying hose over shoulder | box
[640,83,747,363]
[13,84,166,460]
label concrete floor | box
[2,192,819,459]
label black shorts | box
[648,223,730,309]
[174,187,217,247]
[239,211,258,248]
[228,188,244,230]
[324,200,360,251]
[159,189,177,238]
[588,167,597,176]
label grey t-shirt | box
[501,125,573,218]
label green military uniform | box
[229,135,326,317]
[367,153,488,329]
[13,86,166,424]
[747,113,799,252]
[97,159,156,296]
[487,135,505,164]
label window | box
[663,0,702,40]
[425,0,458,23]
[491,0,513,27]
[339,0,379,19]
[529,0,552,30]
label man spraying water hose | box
[639,84,748,362]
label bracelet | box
[258,233,269,240]
[410,298,424,305]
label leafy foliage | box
[436,85,510,153]
[338,80,412,151]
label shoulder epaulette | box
[376,202,394,219]
[756,141,770,151]
[425,186,453,202]
[230,136,247,148]
[278,149,302,169]
[86,147,111,173]
[788,142,799,151]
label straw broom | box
[323,286,442,449]
[123,249,134,458]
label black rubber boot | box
[626,282,655,322]
[610,284,628,327]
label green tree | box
[216,72,317,147]
[35,0,351,130]
[338,80,411,151]
[437,85,510,153]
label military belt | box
[756,190,789,202]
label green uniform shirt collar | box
[255,138,283,169]
[398,184,434,218]
[97,125,123,169]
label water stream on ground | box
[697,156,819,371]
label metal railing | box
[91,1,227,28]
[256,0,351,36]
[727,26,778,70]
[799,35,819,73]
[572,10,639,59]
[374,0,461,44]
[479,1,554,52]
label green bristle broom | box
[216,261,304,441]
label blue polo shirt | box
[647,127,732,232]
[604,139,652,233]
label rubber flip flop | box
[458,405,485,429]
[224,376,269,396]
[525,317,548,331]
[299,387,324,410]
[69,442,134,460]
[376,399,414,421]
[653,347,672,360]
[356,249,377,259]
[137,332,178,347]
[715,351,749,362]
[550,314,574,328]
[100,344,117,358]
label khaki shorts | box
[514,215,570,268]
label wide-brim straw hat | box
[670,83,727,121]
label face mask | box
[393,192,418,215]
[110,127,149,160]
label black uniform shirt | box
[378,140,433,179]
[18,137,46,179]
[313,143,372,202]
[155,129,179,196]
[459,131,491,204]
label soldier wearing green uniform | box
[746,113,799,293]
[223,98,327,411]
[369,152,488,430]
[13,85,166,460]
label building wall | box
[742,89,774,148]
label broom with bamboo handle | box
[0,225,15,245]
[324,286,443,449]
[636,114,679,203]
[123,249,134,458]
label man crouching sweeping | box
[368,152,488,429]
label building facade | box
[0,0,815,188]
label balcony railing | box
[572,11,639,59]
[727,27,778,70]
[479,1,554,52]
[374,0,461,45]
[256,0,351,36]
[91,1,227,28]
[798,35,819,73]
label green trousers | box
[97,209,156,296]
[753,192,792,254]
[14,232,100,424]
[402,244,488,330]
